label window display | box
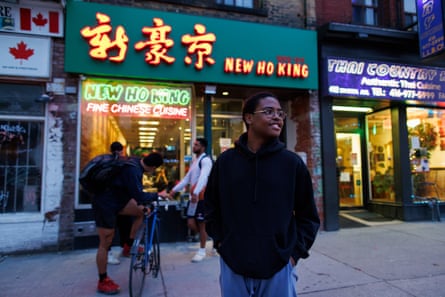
[407,107,445,203]
[366,109,395,201]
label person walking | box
[204,91,320,297]
[168,138,213,262]
[92,152,164,295]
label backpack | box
[79,153,131,195]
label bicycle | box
[128,198,162,297]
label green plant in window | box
[373,167,394,195]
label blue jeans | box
[219,258,298,297]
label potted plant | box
[373,167,394,197]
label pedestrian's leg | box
[219,258,251,297]
[118,198,144,255]
[198,221,207,249]
[256,262,298,297]
[119,199,144,232]
[96,227,120,294]
[97,227,114,275]
[187,217,198,233]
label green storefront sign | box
[65,1,318,89]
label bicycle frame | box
[129,200,161,297]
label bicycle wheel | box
[129,227,147,297]
[150,220,161,278]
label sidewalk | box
[0,221,444,297]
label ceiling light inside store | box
[222,91,229,96]
[332,106,373,113]
[139,132,157,136]
[139,127,158,131]
[138,120,160,125]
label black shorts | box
[92,191,131,229]
[187,200,206,222]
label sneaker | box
[107,251,120,265]
[191,251,206,263]
[97,277,120,295]
[121,244,131,258]
[208,248,218,257]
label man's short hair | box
[110,141,123,153]
[143,152,164,167]
[196,138,208,149]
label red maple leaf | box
[33,13,48,27]
[9,41,34,64]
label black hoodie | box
[205,133,320,279]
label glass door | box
[336,132,364,207]
[335,115,364,208]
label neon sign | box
[79,13,308,79]
[326,57,445,101]
[66,2,319,89]
[224,57,309,78]
[81,78,192,119]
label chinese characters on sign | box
[81,13,216,70]
[81,13,128,62]
[181,23,216,70]
[135,17,175,65]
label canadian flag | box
[19,8,60,34]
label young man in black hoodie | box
[205,91,320,297]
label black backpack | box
[79,153,131,195]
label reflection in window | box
[0,120,43,213]
[216,0,254,8]
[352,0,378,25]
[407,107,445,202]
[366,109,394,201]
[404,0,417,31]
[195,97,244,158]
[0,83,45,117]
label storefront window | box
[0,83,45,214]
[366,109,395,201]
[407,107,445,202]
[0,83,45,116]
[78,78,193,205]
[0,120,43,213]
[196,96,244,157]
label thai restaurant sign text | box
[326,57,445,102]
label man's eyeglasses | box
[252,108,287,119]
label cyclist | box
[92,152,164,295]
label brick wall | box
[315,0,352,26]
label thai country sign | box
[0,2,64,37]
[326,57,445,102]
[0,33,51,78]
[416,0,445,58]
[65,1,318,89]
